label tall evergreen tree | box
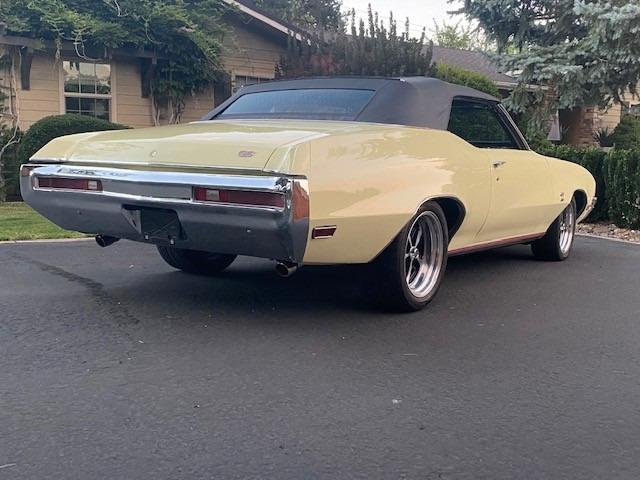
[432,20,489,51]
[460,1,640,109]
[276,6,434,78]
[254,0,343,31]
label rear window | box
[216,88,375,121]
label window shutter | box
[214,73,232,106]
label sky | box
[340,0,463,39]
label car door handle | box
[492,160,507,168]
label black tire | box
[372,201,449,312]
[157,246,236,275]
[531,199,577,261]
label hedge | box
[610,115,640,150]
[538,144,640,229]
[434,63,500,97]
[18,114,128,166]
[0,114,128,201]
[605,149,640,229]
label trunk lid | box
[55,120,338,171]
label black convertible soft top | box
[204,76,500,130]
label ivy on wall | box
[0,0,231,124]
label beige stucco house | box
[0,0,296,130]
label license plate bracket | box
[122,206,184,244]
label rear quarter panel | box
[283,125,493,264]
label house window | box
[621,101,640,118]
[233,74,270,93]
[63,61,112,120]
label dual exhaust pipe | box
[275,261,298,277]
[95,235,119,248]
[96,234,299,277]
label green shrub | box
[610,115,640,150]
[526,135,554,153]
[18,114,128,166]
[5,114,128,201]
[434,63,500,97]
[535,144,609,221]
[606,149,640,229]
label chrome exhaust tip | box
[275,261,298,277]
[95,235,120,248]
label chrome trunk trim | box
[28,157,306,176]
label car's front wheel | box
[531,199,577,261]
[373,202,449,311]
[157,246,237,275]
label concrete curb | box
[576,232,640,246]
[1,233,637,247]
[0,237,93,245]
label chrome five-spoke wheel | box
[558,202,576,256]
[374,201,449,311]
[532,198,577,261]
[405,211,446,299]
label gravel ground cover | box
[578,222,640,244]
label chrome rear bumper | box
[20,164,309,262]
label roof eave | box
[494,80,518,89]
[223,0,304,41]
[0,34,164,59]
[494,80,549,92]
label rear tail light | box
[37,177,102,192]
[193,187,285,208]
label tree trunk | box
[0,48,20,203]
[0,156,6,203]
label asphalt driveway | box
[1,236,639,479]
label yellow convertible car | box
[21,77,596,310]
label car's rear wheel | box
[157,246,236,275]
[373,202,449,311]
[531,199,577,261]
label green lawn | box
[0,202,88,241]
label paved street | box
[1,237,640,479]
